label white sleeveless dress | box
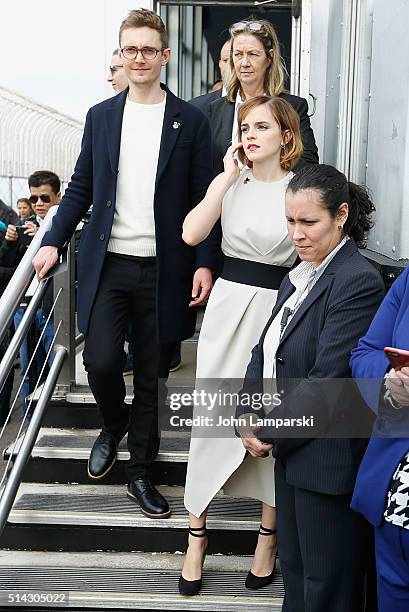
[184,168,296,518]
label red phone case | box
[384,347,409,370]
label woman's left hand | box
[386,367,409,406]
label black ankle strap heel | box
[188,526,207,537]
[178,526,208,596]
[245,524,277,591]
[259,524,277,536]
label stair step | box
[4,428,189,485]
[5,428,189,461]
[0,550,283,610]
[42,382,195,429]
[1,483,262,554]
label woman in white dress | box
[178,95,304,596]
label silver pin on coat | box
[172,121,180,129]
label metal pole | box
[53,236,76,394]
[0,206,58,343]
[8,177,12,208]
[0,346,66,535]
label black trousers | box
[275,459,373,612]
[83,253,174,480]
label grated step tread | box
[8,484,261,530]
[0,565,283,610]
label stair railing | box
[0,206,77,535]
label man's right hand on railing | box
[33,246,59,279]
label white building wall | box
[366,0,409,260]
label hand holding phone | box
[384,347,409,371]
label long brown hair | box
[227,18,287,102]
[237,96,302,172]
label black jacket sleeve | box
[41,110,94,249]
[292,96,319,170]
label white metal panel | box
[337,0,357,175]
[336,0,374,185]
[290,12,301,95]
[299,0,312,101]
[308,0,344,165]
[347,0,373,184]
[366,0,409,260]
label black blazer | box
[42,85,220,341]
[189,89,222,114]
[190,93,319,175]
[238,240,385,495]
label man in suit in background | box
[106,48,128,94]
[33,8,218,519]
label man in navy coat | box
[33,9,218,518]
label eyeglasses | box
[29,194,51,204]
[109,64,124,74]
[230,21,265,34]
[121,46,162,61]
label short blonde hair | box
[237,96,302,172]
[227,18,287,102]
[119,9,168,48]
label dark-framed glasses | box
[109,64,124,74]
[29,194,51,204]
[230,21,265,34]
[121,46,162,61]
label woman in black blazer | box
[190,18,318,174]
[237,164,384,611]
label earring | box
[280,143,284,148]
[338,225,343,230]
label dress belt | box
[221,256,289,290]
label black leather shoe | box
[87,427,126,480]
[127,477,170,518]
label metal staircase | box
[0,213,284,610]
[1,372,284,610]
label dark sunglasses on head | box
[29,194,51,204]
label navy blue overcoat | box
[42,85,219,342]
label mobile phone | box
[384,347,409,370]
[15,225,24,235]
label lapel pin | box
[172,121,180,129]
[244,177,250,185]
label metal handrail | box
[0,205,76,532]
[0,279,49,393]
[0,345,66,535]
[0,206,58,343]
